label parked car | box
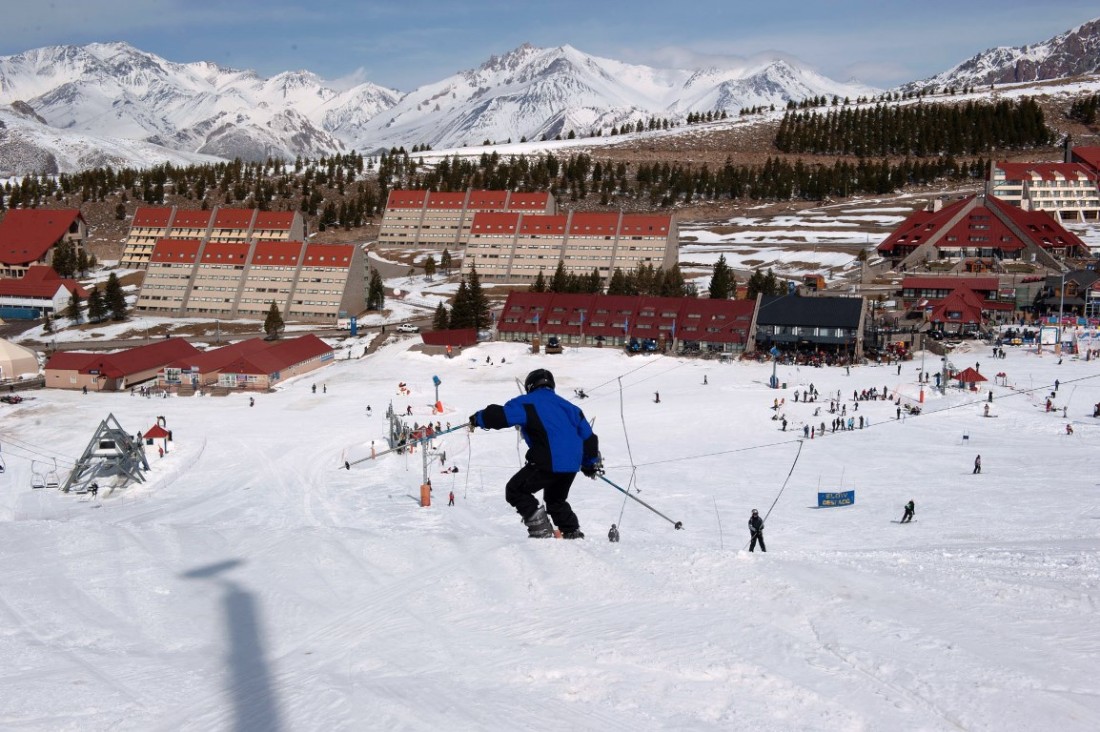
[545,336,563,354]
[396,323,420,333]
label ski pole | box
[598,474,683,530]
[344,423,468,469]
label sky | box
[0,1,1097,92]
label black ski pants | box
[749,531,766,552]
[506,463,580,533]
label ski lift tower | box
[61,413,150,493]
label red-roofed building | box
[899,276,1014,325]
[987,160,1100,223]
[377,189,557,247]
[135,239,363,324]
[0,266,90,319]
[1070,146,1100,176]
[212,334,334,390]
[44,338,200,392]
[877,194,1087,271]
[0,209,86,278]
[496,291,757,353]
[120,206,304,269]
[156,337,279,390]
[466,210,678,285]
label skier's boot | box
[561,529,585,540]
[523,506,554,538]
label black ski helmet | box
[524,368,555,393]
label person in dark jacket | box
[608,524,620,543]
[973,454,981,474]
[470,369,600,539]
[901,500,914,523]
[748,509,766,552]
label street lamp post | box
[1056,272,1067,355]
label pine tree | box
[440,248,453,275]
[105,272,127,320]
[449,277,473,329]
[366,268,385,310]
[424,254,437,280]
[530,270,547,293]
[708,254,735,299]
[43,311,53,334]
[467,264,491,332]
[432,302,450,330]
[606,268,630,296]
[66,290,84,322]
[87,287,108,322]
[264,302,284,338]
[76,249,90,277]
[550,260,569,293]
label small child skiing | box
[901,500,915,523]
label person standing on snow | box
[469,369,601,539]
[973,454,982,474]
[901,500,915,523]
[608,524,620,543]
[448,491,455,506]
[748,509,766,552]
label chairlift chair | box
[31,460,46,489]
[45,459,60,490]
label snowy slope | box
[1,329,1099,730]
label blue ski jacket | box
[474,387,599,473]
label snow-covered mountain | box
[903,16,1100,91]
[0,42,400,171]
[0,41,873,173]
[349,44,876,151]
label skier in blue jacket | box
[470,368,601,539]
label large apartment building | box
[987,161,1100,223]
[377,189,555,247]
[135,239,364,323]
[465,210,678,283]
[120,207,305,268]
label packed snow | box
[1,327,1099,730]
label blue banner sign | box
[818,490,854,507]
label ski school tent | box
[952,367,987,391]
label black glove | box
[468,413,478,431]
[581,459,603,479]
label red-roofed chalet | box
[0,266,89,318]
[45,338,200,392]
[0,209,86,276]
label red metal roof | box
[426,191,467,209]
[171,210,213,229]
[619,214,672,236]
[46,338,200,379]
[150,239,202,263]
[143,424,170,439]
[519,214,566,235]
[471,212,520,234]
[212,208,255,229]
[1071,146,1100,172]
[507,192,550,210]
[878,195,1086,255]
[131,207,173,227]
[902,276,999,292]
[253,211,296,230]
[44,352,99,371]
[468,190,509,209]
[0,265,88,299]
[302,243,354,267]
[498,291,755,344]
[951,366,987,382]
[219,334,332,375]
[251,241,304,265]
[994,162,1098,182]
[168,338,272,373]
[200,242,251,264]
[569,212,620,236]
[0,209,83,266]
[386,190,428,209]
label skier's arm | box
[474,397,527,430]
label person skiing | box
[748,509,766,552]
[608,524,620,543]
[448,491,455,506]
[973,454,982,474]
[469,369,601,539]
[901,499,915,523]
